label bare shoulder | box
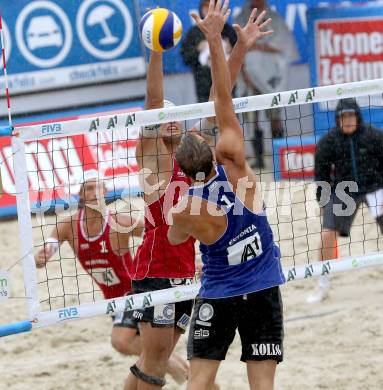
[111,211,134,227]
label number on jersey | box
[100,240,108,253]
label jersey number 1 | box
[100,240,108,253]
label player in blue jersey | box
[167,1,285,389]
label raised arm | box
[192,2,272,163]
[135,52,166,167]
[35,218,71,268]
[192,3,272,167]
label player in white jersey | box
[168,2,284,389]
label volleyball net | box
[1,78,383,336]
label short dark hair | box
[175,133,213,181]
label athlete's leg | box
[239,287,283,390]
[136,321,174,389]
[124,331,186,390]
[166,328,189,385]
[187,358,221,390]
[246,360,277,390]
[111,327,141,356]
[112,310,141,356]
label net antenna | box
[1,70,383,336]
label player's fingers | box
[190,11,202,25]
[215,0,222,12]
[261,29,274,37]
[209,0,216,13]
[255,9,267,25]
[259,17,272,30]
[223,8,231,24]
[221,0,230,15]
[232,24,241,34]
[248,8,258,25]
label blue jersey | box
[188,164,285,298]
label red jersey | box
[132,160,195,279]
[77,209,132,299]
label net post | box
[0,321,32,337]
[11,136,40,319]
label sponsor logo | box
[228,224,256,246]
[196,320,211,327]
[233,97,249,111]
[174,290,182,299]
[176,313,190,331]
[41,123,62,135]
[153,304,174,325]
[158,108,203,121]
[194,329,210,340]
[251,343,282,356]
[279,144,316,180]
[316,18,383,86]
[132,310,143,320]
[198,303,214,322]
[0,278,7,289]
[80,243,89,250]
[58,307,79,321]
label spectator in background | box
[235,0,298,168]
[307,98,383,303]
[181,0,237,103]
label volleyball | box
[139,8,183,52]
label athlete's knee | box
[187,367,216,390]
[111,330,136,356]
[187,375,215,390]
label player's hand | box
[35,244,55,268]
[233,9,273,51]
[190,0,231,41]
[35,250,47,268]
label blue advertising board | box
[307,3,383,135]
[0,0,146,95]
[138,0,375,73]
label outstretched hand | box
[233,8,273,50]
[190,0,231,41]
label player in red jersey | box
[127,7,272,387]
[35,170,188,384]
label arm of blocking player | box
[35,219,70,268]
[135,51,164,165]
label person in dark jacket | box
[181,0,237,103]
[307,98,383,303]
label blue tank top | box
[188,164,285,298]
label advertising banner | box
[307,4,383,134]
[0,0,146,95]
[273,136,317,181]
[0,104,142,218]
[138,0,370,73]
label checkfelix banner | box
[0,0,145,95]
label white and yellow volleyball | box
[139,8,183,52]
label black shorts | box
[131,278,194,333]
[112,309,140,333]
[322,192,383,237]
[187,286,284,363]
